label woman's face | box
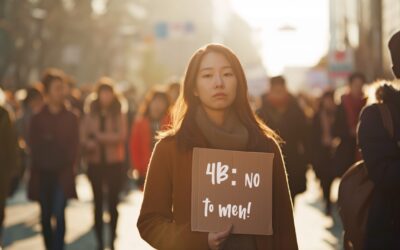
[194,52,237,112]
[99,89,114,108]
[149,95,168,120]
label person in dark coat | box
[310,91,337,215]
[28,69,79,250]
[358,30,400,250]
[332,72,367,177]
[0,97,19,248]
[257,76,308,203]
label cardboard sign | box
[191,148,274,235]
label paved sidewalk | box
[3,170,343,250]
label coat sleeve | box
[29,114,40,170]
[130,120,145,172]
[0,109,19,179]
[358,105,400,193]
[80,115,90,149]
[67,114,79,170]
[137,139,209,249]
[332,104,349,139]
[270,140,299,250]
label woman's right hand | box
[208,225,233,250]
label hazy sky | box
[231,0,329,75]
[93,0,329,76]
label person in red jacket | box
[130,89,170,189]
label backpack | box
[338,104,394,250]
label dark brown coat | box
[0,106,19,202]
[137,129,298,250]
[28,105,79,201]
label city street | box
[3,170,343,250]
[1,1,398,250]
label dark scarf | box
[195,106,256,250]
[195,106,249,151]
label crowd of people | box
[0,31,399,250]
[0,70,179,250]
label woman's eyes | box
[201,72,234,78]
[201,74,213,78]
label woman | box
[137,44,297,250]
[358,83,400,249]
[129,89,170,189]
[310,90,337,215]
[81,78,127,250]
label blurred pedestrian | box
[124,85,139,130]
[137,44,297,250]
[129,89,170,190]
[310,90,337,215]
[28,69,79,250]
[10,87,44,196]
[257,76,309,203]
[121,85,138,192]
[358,31,400,250]
[81,77,127,250]
[167,80,181,106]
[64,76,83,118]
[0,89,19,249]
[332,72,367,177]
[16,87,44,144]
[165,80,181,126]
[2,90,18,121]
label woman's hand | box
[208,225,233,250]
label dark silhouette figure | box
[310,91,337,215]
[332,72,367,177]
[257,76,308,202]
[358,31,400,249]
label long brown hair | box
[90,77,122,116]
[158,43,280,149]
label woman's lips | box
[213,93,227,98]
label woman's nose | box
[214,74,224,88]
